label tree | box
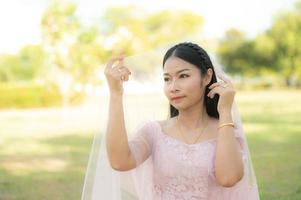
[217,29,252,75]
[268,7,301,86]
[217,0,301,87]
[0,45,45,82]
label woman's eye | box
[180,74,189,78]
[164,75,188,82]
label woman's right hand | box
[104,55,132,95]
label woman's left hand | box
[207,74,236,115]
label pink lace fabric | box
[128,120,260,200]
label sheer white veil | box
[81,42,260,200]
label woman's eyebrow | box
[163,69,190,76]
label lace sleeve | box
[128,121,154,167]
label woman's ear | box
[203,68,213,86]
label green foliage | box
[0,82,85,109]
[143,10,204,47]
[101,6,204,51]
[0,45,46,82]
[217,29,250,74]
[217,1,301,87]
[41,0,79,44]
[0,82,62,108]
[100,6,204,78]
[69,27,105,84]
[268,6,301,86]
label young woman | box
[82,42,260,199]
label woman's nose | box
[169,79,179,92]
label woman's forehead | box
[163,57,196,74]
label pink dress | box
[128,120,260,200]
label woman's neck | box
[177,107,209,130]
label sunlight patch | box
[2,158,67,175]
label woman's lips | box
[171,96,185,101]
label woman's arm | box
[105,92,136,171]
[104,55,136,171]
[207,74,244,187]
[215,110,244,187]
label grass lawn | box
[0,89,300,199]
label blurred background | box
[0,0,300,199]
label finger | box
[207,87,222,98]
[218,74,231,84]
[124,74,129,81]
[115,66,131,75]
[207,88,216,98]
[124,67,131,75]
[106,56,124,69]
[124,71,131,81]
[209,81,223,89]
[207,91,216,99]
[115,66,125,73]
[120,73,129,81]
[119,69,130,80]
[117,57,124,67]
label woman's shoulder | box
[154,118,176,131]
[140,119,173,135]
[143,119,171,127]
[137,119,163,132]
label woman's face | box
[163,56,211,110]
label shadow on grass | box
[0,132,102,200]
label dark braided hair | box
[162,42,219,119]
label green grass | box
[0,133,92,200]
[0,89,301,199]
[237,90,301,199]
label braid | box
[174,42,212,69]
[183,42,212,68]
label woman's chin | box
[171,103,187,110]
